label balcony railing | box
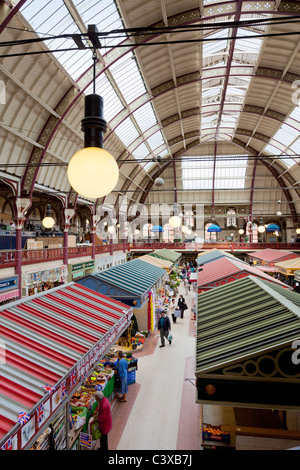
[1,241,300,268]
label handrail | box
[1,242,300,268]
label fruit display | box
[202,424,230,443]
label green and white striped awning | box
[196,275,300,376]
[149,249,181,263]
[94,258,166,297]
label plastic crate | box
[127,370,136,385]
[202,424,230,443]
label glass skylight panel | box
[109,53,147,103]
[264,144,282,156]
[132,142,150,161]
[235,29,263,54]
[133,103,157,133]
[143,161,153,172]
[289,139,300,155]
[114,118,140,147]
[272,123,299,148]
[289,105,300,123]
[202,87,222,100]
[203,29,229,57]
[146,131,165,152]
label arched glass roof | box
[0,0,299,220]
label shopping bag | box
[168,333,173,341]
[174,308,181,317]
[91,422,102,440]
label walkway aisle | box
[109,282,200,451]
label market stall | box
[197,249,243,266]
[148,248,181,266]
[247,248,299,268]
[196,275,300,449]
[21,265,68,297]
[274,258,300,285]
[137,254,173,273]
[197,257,288,293]
[76,258,167,332]
[0,282,133,450]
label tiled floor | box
[106,282,200,451]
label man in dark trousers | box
[157,310,172,348]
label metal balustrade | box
[1,241,300,270]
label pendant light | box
[67,35,119,199]
[42,203,55,229]
[277,200,282,216]
[169,203,181,228]
[257,209,265,233]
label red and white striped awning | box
[0,282,133,449]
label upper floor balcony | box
[1,241,300,269]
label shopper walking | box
[94,391,112,451]
[177,294,186,319]
[169,297,177,324]
[157,310,172,347]
[115,350,128,402]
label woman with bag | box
[177,294,187,319]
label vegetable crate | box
[127,370,136,385]
[202,424,230,443]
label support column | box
[91,214,101,260]
[63,208,75,267]
[110,234,113,256]
[13,197,32,299]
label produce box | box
[127,370,136,385]
[202,424,230,443]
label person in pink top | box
[94,391,112,451]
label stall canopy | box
[149,249,181,264]
[138,254,173,271]
[196,275,300,409]
[197,249,245,266]
[197,257,288,292]
[0,282,132,447]
[249,249,299,265]
[274,258,300,277]
[76,258,166,305]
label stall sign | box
[0,275,18,293]
[71,261,95,273]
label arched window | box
[227,208,237,227]
[143,223,153,240]
[205,223,216,242]
[163,223,174,242]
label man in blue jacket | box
[158,310,172,348]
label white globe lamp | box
[169,216,181,228]
[68,147,119,199]
[42,204,55,229]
